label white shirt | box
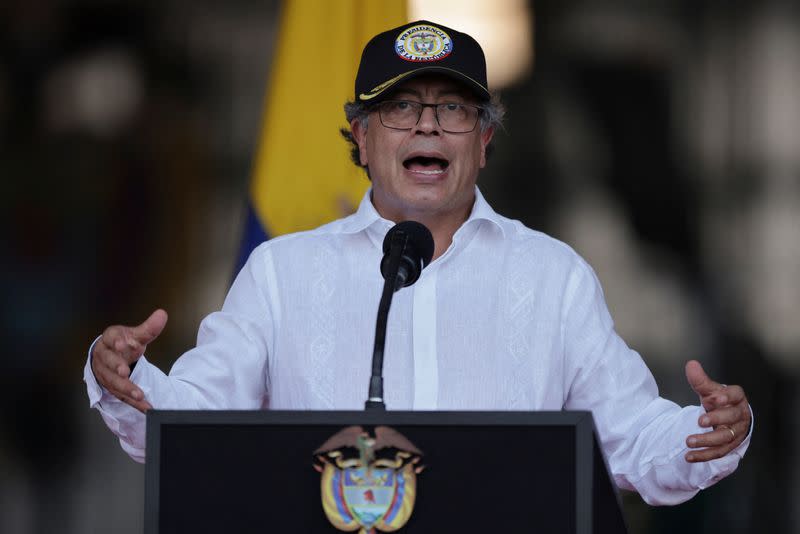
[84,187,750,505]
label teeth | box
[410,169,444,175]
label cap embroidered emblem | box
[395,24,453,62]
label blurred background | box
[0,0,798,532]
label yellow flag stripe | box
[250,0,407,237]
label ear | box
[479,126,495,168]
[351,118,369,167]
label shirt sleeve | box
[561,257,752,505]
[83,245,275,462]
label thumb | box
[685,359,721,397]
[132,309,168,346]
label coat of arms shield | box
[314,426,424,533]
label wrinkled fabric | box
[84,187,750,504]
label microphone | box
[380,221,435,290]
[366,221,434,411]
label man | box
[85,21,752,505]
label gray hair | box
[339,93,505,170]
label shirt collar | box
[467,187,506,235]
[340,186,507,239]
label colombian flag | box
[236,1,407,272]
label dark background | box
[1,1,797,532]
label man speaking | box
[85,20,752,505]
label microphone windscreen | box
[382,221,435,268]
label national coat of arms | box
[395,24,453,62]
[313,426,424,533]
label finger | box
[99,325,145,364]
[701,386,748,413]
[92,344,130,380]
[685,441,738,462]
[686,427,737,449]
[100,325,125,350]
[132,309,168,346]
[685,360,723,397]
[111,332,145,362]
[698,406,743,427]
[99,369,146,402]
[115,388,152,412]
[116,362,130,378]
[99,310,168,362]
[716,384,746,405]
[704,389,731,408]
[700,394,718,411]
[95,343,137,379]
[118,394,153,414]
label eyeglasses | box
[375,100,483,133]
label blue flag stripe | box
[234,201,269,277]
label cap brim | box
[358,66,490,102]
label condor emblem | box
[313,426,424,533]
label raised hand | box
[90,309,168,413]
[684,359,751,463]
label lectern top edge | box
[147,409,595,428]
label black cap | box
[355,20,489,103]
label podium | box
[145,411,628,533]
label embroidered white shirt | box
[84,188,750,505]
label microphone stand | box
[365,231,408,411]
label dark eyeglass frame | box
[373,99,484,133]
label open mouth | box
[403,155,450,175]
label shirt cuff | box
[691,403,754,491]
[84,335,105,407]
[83,334,146,408]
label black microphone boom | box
[366,221,434,411]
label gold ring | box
[720,425,735,440]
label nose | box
[414,105,441,135]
